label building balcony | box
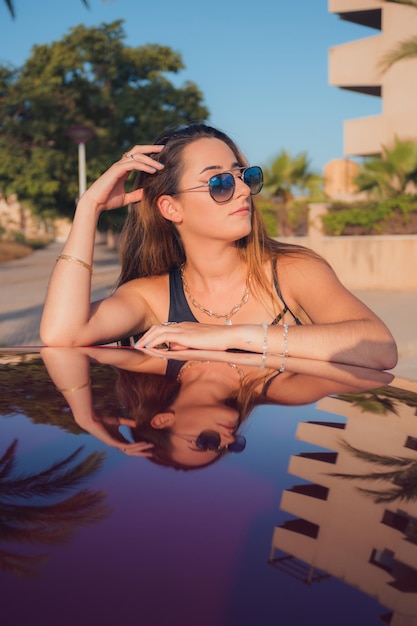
[329,0,382,28]
[329,35,383,93]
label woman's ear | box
[157,195,183,224]
[150,410,176,429]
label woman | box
[40,123,397,370]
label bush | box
[323,196,417,235]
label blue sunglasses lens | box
[244,166,263,195]
[209,173,235,202]
[227,434,246,453]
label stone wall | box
[280,204,417,292]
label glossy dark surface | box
[1,348,417,626]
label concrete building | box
[328,0,417,158]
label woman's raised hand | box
[77,145,165,214]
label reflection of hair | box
[116,370,178,456]
[114,365,274,471]
[117,123,318,305]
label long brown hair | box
[116,123,317,303]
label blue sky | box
[0,0,381,173]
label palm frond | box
[380,38,417,72]
[340,440,415,466]
[4,0,90,18]
[4,0,15,18]
[383,0,417,8]
[1,449,106,500]
[0,439,18,480]
[356,486,405,503]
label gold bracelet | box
[56,254,93,274]
[57,379,91,393]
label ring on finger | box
[162,321,177,326]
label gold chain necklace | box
[180,265,251,325]
[177,360,244,382]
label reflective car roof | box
[1,347,417,626]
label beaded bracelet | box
[279,323,289,373]
[56,254,93,274]
[259,321,269,370]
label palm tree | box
[263,149,322,202]
[0,439,110,577]
[4,0,90,18]
[380,1,417,72]
[329,441,417,504]
[355,137,417,198]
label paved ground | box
[1,241,416,380]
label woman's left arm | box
[269,256,398,370]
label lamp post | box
[66,124,95,201]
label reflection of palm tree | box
[336,390,398,415]
[329,441,417,503]
[0,439,110,577]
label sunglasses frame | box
[176,166,263,204]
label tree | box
[3,0,90,19]
[0,20,209,222]
[354,137,417,198]
[262,149,322,202]
[380,0,417,71]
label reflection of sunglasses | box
[196,430,246,453]
[177,166,263,204]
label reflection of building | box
[329,0,417,158]
[269,378,417,625]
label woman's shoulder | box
[115,273,170,309]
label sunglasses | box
[177,166,263,204]
[176,430,246,453]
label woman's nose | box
[220,431,236,447]
[235,175,251,197]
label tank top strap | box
[169,268,199,323]
[271,261,302,326]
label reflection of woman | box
[41,347,393,470]
[40,123,397,370]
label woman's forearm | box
[40,201,100,346]
[242,319,398,371]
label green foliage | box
[355,138,417,199]
[263,149,323,202]
[322,195,417,235]
[0,20,209,219]
[255,197,278,236]
[380,1,417,71]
